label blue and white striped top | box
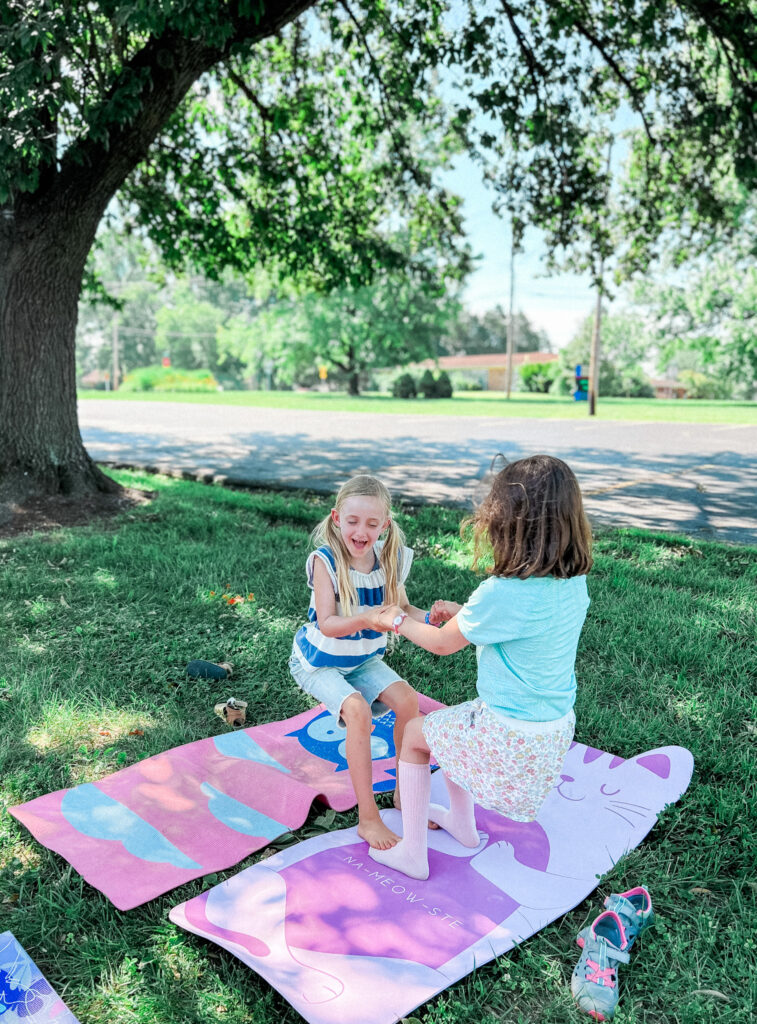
[292,542,414,672]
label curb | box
[98,460,471,509]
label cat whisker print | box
[605,807,643,827]
[608,800,649,814]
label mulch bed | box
[0,487,154,539]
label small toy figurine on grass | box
[186,660,234,680]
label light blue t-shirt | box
[456,574,590,722]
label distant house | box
[79,369,111,390]
[413,352,558,391]
[649,378,688,399]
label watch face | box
[392,615,403,626]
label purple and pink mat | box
[169,741,694,1024]
[0,932,79,1023]
[10,700,694,1024]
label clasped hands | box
[372,599,460,633]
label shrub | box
[419,369,437,398]
[677,370,731,400]
[449,373,484,391]
[616,370,655,399]
[519,362,555,393]
[391,373,417,399]
[435,370,453,398]
[120,366,220,392]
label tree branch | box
[497,0,545,106]
[564,12,656,146]
[226,66,273,121]
[336,0,457,227]
[50,0,314,215]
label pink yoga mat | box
[10,696,441,910]
[170,741,694,1024]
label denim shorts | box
[288,648,404,726]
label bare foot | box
[357,816,400,851]
[393,792,440,829]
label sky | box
[441,159,601,352]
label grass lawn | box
[78,389,757,426]
[1,470,754,1023]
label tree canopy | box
[1,1,755,503]
[557,309,656,397]
[440,307,552,357]
[4,1,753,288]
[633,200,757,398]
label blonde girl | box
[289,475,430,850]
[371,454,593,879]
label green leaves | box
[632,199,757,397]
[443,0,756,279]
[2,0,754,341]
[114,5,467,293]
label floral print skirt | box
[422,698,575,822]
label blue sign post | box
[574,364,589,401]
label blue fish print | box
[61,785,200,869]
[200,783,288,840]
[213,732,290,774]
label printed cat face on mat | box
[286,709,396,772]
[540,742,694,873]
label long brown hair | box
[468,454,592,579]
[311,475,405,614]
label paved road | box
[79,400,757,545]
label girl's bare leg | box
[341,693,399,851]
[398,713,432,763]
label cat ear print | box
[633,746,695,789]
[636,752,671,779]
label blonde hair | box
[311,475,405,615]
[467,454,593,579]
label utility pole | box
[588,141,613,417]
[505,232,515,399]
[588,277,602,417]
[112,319,120,391]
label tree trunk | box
[0,202,118,504]
[0,2,316,508]
[346,341,360,395]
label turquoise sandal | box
[572,910,630,1020]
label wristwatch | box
[391,613,407,634]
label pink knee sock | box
[369,760,431,880]
[428,773,480,848]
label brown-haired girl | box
[371,454,593,879]
[289,474,429,851]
